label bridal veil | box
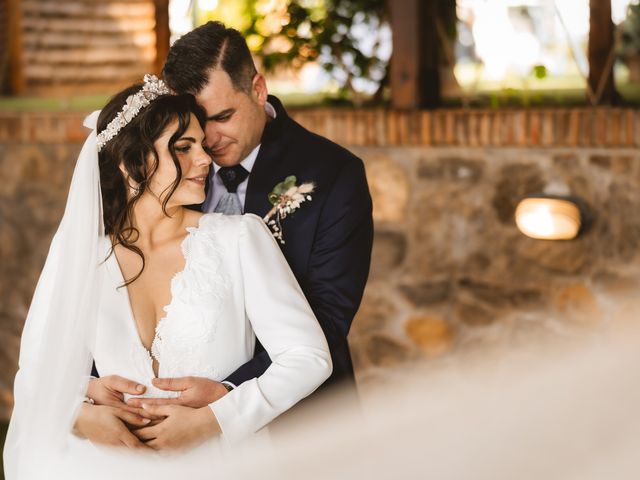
[4,111,104,478]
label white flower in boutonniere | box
[263,175,315,244]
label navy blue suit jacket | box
[223,96,373,390]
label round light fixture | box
[515,196,588,240]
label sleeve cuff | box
[221,380,237,390]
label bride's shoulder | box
[188,212,271,242]
[191,212,247,240]
[196,212,265,229]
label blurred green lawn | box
[0,83,638,112]
[0,91,341,112]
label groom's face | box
[196,69,268,168]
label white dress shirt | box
[204,102,277,213]
[206,144,260,213]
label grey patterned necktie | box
[214,165,249,215]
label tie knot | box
[218,165,249,193]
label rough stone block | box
[365,334,411,368]
[365,154,409,223]
[405,315,455,357]
[369,230,407,278]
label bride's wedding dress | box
[19,213,332,479]
[5,105,331,480]
[94,212,331,440]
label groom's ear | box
[251,74,268,106]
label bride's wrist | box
[195,406,221,439]
[72,402,94,438]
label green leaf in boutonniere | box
[268,175,298,205]
[263,175,315,245]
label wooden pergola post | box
[389,0,442,109]
[389,0,420,109]
[7,0,25,94]
[155,0,170,75]
[588,0,617,105]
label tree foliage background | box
[198,0,390,101]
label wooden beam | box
[389,0,442,109]
[7,0,25,94]
[588,0,617,104]
[420,1,442,109]
[154,0,170,75]
[390,0,420,109]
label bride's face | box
[147,114,212,208]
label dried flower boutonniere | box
[263,175,315,244]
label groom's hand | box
[126,377,229,408]
[88,375,150,416]
[73,403,152,450]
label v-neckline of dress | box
[107,215,206,378]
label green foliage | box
[620,2,640,56]
[532,65,548,80]
[239,0,390,100]
[197,0,460,104]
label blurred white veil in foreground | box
[4,111,103,479]
[224,327,640,480]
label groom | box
[83,21,372,442]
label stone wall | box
[1,108,639,419]
[350,146,640,387]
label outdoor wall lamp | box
[515,195,590,240]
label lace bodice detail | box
[149,214,233,379]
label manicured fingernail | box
[142,404,148,410]
[136,384,145,392]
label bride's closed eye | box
[175,144,192,154]
[175,140,208,154]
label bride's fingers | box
[131,424,160,441]
[120,430,152,450]
[107,401,149,416]
[131,418,163,429]
[145,439,162,451]
[141,403,175,417]
[114,409,152,427]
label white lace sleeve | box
[209,214,332,443]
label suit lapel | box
[244,96,289,218]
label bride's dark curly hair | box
[97,85,207,285]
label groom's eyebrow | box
[207,108,235,121]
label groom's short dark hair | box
[163,21,257,95]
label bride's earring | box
[126,180,143,196]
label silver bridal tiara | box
[96,74,171,152]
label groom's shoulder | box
[285,116,363,171]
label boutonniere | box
[263,175,315,244]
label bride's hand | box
[73,403,153,450]
[131,404,221,450]
[88,375,151,417]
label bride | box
[3,75,331,479]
